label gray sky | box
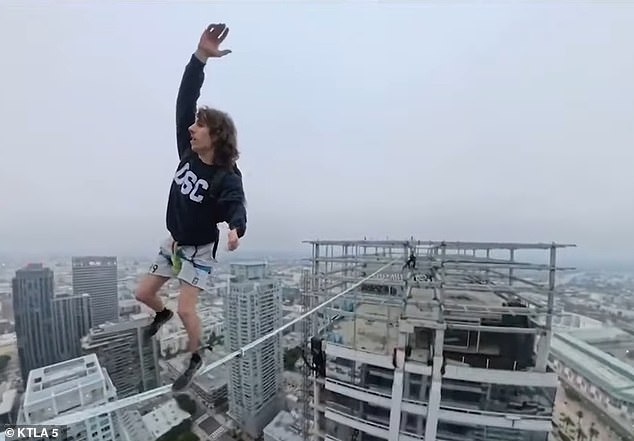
[1,2,632,265]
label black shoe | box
[172,354,203,391]
[144,309,173,341]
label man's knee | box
[135,275,166,302]
[135,285,152,302]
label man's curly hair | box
[196,106,239,169]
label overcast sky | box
[1,2,632,265]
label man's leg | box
[171,244,214,391]
[172,282,205,391]
[178,282,201,354]
[136,238,177,340]
[135,274,170,312]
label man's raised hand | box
[197,23,231,58]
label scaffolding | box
[7,238,574,441]
[301,239,574,441]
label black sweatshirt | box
[165,53,247,248]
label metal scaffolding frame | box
[300,239,574,441]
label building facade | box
[72,257,118,327]
[12,264,60,383]
[225,262,285,439]
[81,316,160,399]
[53,293,92,361]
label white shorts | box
[148,237,215,290]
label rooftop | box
[231,261,268,267]
[142,400,190,439]
[85,314,151,337]
[71,256,117,266]
[167,349,229,390]
[551,331,634,403]
[566,326,632,345]
[263,410,304,441]
[327,284,542,357]
[24,354,106,404]
[118,410,154,441]
[405,286,515,322]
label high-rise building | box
[72,256,118,326]
[81,315,160,399]
[12,263,61,383]
[304,239,570,441]
[225,262,284,439]
[53,293,92,361]
[18,354,119,441]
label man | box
[135,23,247,391]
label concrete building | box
[81,315,160,399]
[116,410,155,441]
[225,262,285,439]
[53,293,92,361]
[263,410,304,441]
[0,383,18,425]
[118,299,141,320]
[551,312,603,331]
[302,240,569,441]
[18,354,118,441]
[549,326,634,439]
[116,400,191,441]
[0,296,14,321]
[141,400,190,438]
[12,263,60,383]
[72,256,118,327]
[163,347,229,409]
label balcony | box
[324,378,552,432]
[325,341,557,390]
[324,406,422,441]
[443,364,557,387]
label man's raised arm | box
[175,24,232,159]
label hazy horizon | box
[1,244,631,273]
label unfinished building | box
[300,239,572,441]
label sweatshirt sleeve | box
[218,173,247,238]
[175,54,206,159]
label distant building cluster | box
[2,255,295,441]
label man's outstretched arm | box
[175,24,232,159]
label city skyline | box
[0,244,632,272]
[0,238,631,440]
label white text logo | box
[174,163,209,203]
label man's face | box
[188,119,213,153]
